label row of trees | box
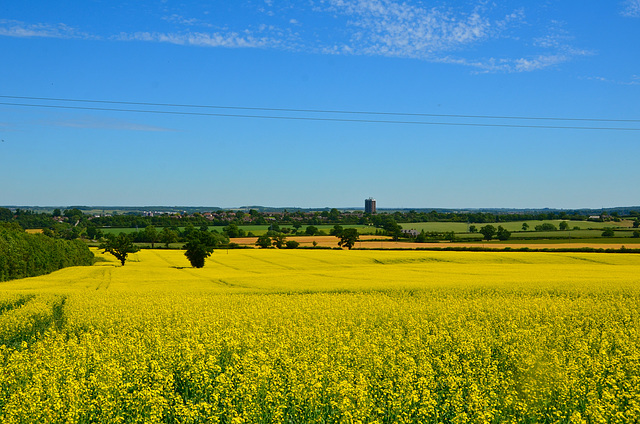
[101,226,363,268]
[0,223,94,282]
[253,227,361,250]
[100,227,230,268]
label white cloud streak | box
[314,1,589,72]
[0,19,94,39]
[622,0,640,17]
[0,2,594,73]
[586,75,640,85]
[322,0,500,55]
[115,31,272,48]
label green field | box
[98,219,637,244]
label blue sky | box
[1,0,638,209]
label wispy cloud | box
[0,2,593,73]
[319,0,505,56]
[312,1,589,72]
[0,19,94,39]
[162,14,212,28]
[585,75,640,85]
[115,30,275,49]
[622,0,640,17]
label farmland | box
[1,249,639,422]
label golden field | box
[0,248,639,423]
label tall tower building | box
[365,197,376,214]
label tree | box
[160,227,178,248]
[255,234,272,248]
[479,225,496,241]
[224,223,245,238]
[0,208,13,222]
[338,228,359,250]
[415,230,428,243]
[271,233,286,249]
[601,228,615,237]
[468,225,477,233]
[144,225,159,248]
[305,225,319,236]
[521,222,529,231]
[100,233,140,266]
[184,231,215,268]
[330,224,344,237]
[382,219,402,241]
[286,240,299,249]
[535,223,558,231]
[496,226,511,241]
[86,226,103,241]
[559,221,569,231]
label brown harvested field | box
[231,236,639,250]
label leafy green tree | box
[559,221,569,231]
[496,226,511,241]
[415,230,427,243]
[535,223,558,231]
[633,219,639,228]
[468,225,477,233]
[0,208,13,222]
[86,226,103,241]
[64,208,84,223]
[144,225,159,248]
[184,232,215,268]
[100,233,140,266]
[255,234,272,248]
[305,225,319,236]
[338,228,359,250]
[272,233,287,249]
[224,223,245,238]
[521,222,529,231]
[285,240,299,249]
[382,219,402,241]
[330,225,344,237]
[160,227,178,248]
[479,225,496,241]
[632,230,640,238]
[602,228,615,237]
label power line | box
[2,94,639,123]
[1,99,639,131]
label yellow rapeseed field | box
[0,248,639,423]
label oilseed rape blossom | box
[0,249,639,422]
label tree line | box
[0,223,94,282]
